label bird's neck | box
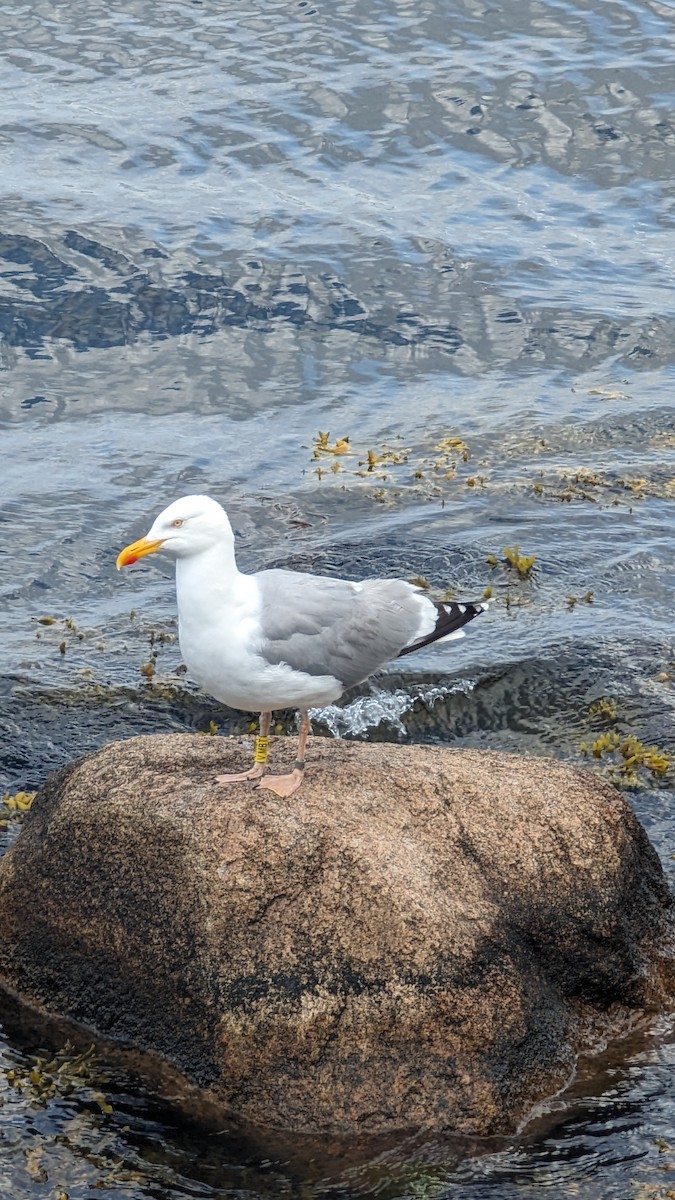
[175,539,243,625]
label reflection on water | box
[0,0,674,1193]
[1,995,675,1198]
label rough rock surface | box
[0,734,672,1135]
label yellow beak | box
[116,536,164,570]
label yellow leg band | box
[254,735,269,765]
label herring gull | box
[116,494,487,797]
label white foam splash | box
[310,679,476,739]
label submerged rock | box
[0,734,672,1135]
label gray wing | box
[255,569,429,689]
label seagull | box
[116,495,488,797]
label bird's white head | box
[116,494,233,569]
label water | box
[1,0,674,1194]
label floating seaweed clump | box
[566,591,594,608]
[307,429,480,504]
[312,431,351,458]
[588,697,618,724]
[0,791,36,829]
[503,545,536,578]
[2,1041,112,1112]
[581,725,671,787]
[531,465,675,507]
[434,435,470,462]
[587,731,621,758]
[587,387,631,400]
[137,627,179,680]
[486,547,536,579]
[358,446,409,472]
[619,736,671,779]
[33,615,86,643]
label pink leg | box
[257,709,310,798]
[215,711,272,783]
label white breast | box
[175,561,342,712]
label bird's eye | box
[171,518,184,528]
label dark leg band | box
[294,759,306,772]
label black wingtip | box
[397,599,487,658]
